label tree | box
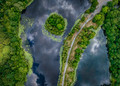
[93,13,105,25]
[102,6,109,13]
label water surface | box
[21,0,110,86]
[75,29,110,86]
[20,0,90,86]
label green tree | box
[102,6,109,13]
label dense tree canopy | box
[0,0,33,85]
[93,1,120,85]
[103,8,120,85]
[92,13,105,25]
[44,13,67,35]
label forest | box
[0,0,33,86]
[44,13,67,35]
[93,0,120,85]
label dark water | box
[20,0,110,86]
[21,0,90,86]
[75,29,110,86]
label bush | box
[93,13,105,25]
[102,6,109,13]
[85,0,98,13]
[81,16,85,22]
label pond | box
[20,0,110,86]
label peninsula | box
[57,0,113,86]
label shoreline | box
[57,0,111,85]
[0,0,35,85]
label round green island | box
[44,13,67,35]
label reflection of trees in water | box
[22,0,90,86]
[75,29,110,86]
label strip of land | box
[58,0,111,86]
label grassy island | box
[44,13,67,35]
[0,0,33,85]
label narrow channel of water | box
[20,0,90,86]
[75,29,110,86]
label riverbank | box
[98,1,120,85]
[58,16,98,86]
[92,0,120,85]
[42,12,68,42]
[0,0,34,85]
[57,0,111,86]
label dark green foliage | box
[67,23,96,69]
[75,48,82,60]
[67,20,81,39]
[101,6,109,14]
[107,1,114,8]
[0,0,33,85]
[81,16,85,22]
[85,0,98,13]
[92,2,120,84]
[103,8,120,85]
[100,1,120,85]
[44,13,67,35]
[92,13,105,26]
